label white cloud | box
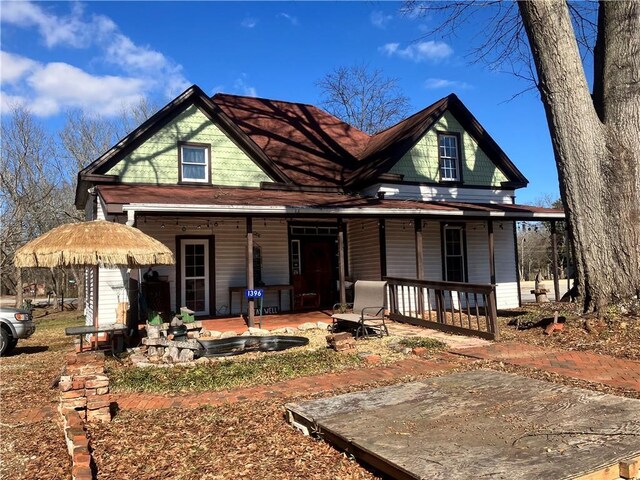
[379,41,453,62]
[233,75,257,97]
[0,51,38,84]
[26,62,145,116]
[0,2,190,115]
[0,1,113,48]
[241,17,258,28]
[370,11,392,29]
[0,52,146,117]
[277,13,299,26]
[105,35,167,71]
[424,78,472,90]
[0,92,27,114]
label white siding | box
[455,221,519,309]
[494,222,519,309]
[385,219,418,278]
[88,201,129,326]
[422,221,442,281]
[382,220,518,313]
[136,217,289,317]
[363,183,515,204]
[465,222,491,285]
[347,219,381,281]
[385,220,418,313]
[97,268,128,326]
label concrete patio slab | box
[286,370,640,480]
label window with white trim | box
[443,226,465,282]
[180,144,209,182]
[438,134,460,181]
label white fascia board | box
[122,203,565,220]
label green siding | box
[106,104,273,186]
[390,111,508,186]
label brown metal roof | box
[212,93,370,187]
[78,86,529,201]
[211,92,528,189]
[97,184,564,219]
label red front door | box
[302,241,335,308]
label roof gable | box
[105,104,275,187]
[75,85,290,207]
[75,87,529,208]
[389,110,510,186]
[346,94,528,188]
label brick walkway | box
[113,357,460,411]
[13,405,56,423]
[451,342,640,391]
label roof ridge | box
[212,92,322,110]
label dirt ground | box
[0,308,83,480]
[1,304,638,480]
[497,302,640,360]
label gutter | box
[119,203,566,220]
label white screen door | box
[181,239,210,315]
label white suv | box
[0,307,36,356]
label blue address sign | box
[245,289,264,299]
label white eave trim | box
[121,202,565,219]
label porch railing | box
[384,277,499,341]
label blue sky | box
[1,1,562,204]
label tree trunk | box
[70,266,85,312]
[519,0,640,313]
[15,267,23,308]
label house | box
[75,85,564,338]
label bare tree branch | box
[317,64,411,134]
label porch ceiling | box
[97,184,565,220]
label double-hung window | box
[438,133,460,182]
[443,225,466,282]
[180,143,209,183]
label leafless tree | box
[406,1,639,314]
[317,64,411,134]
[0,107,66,306]
[1,100,159,308]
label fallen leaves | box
[498,304,640,360]
[89,401,378,480]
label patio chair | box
[332,280,388,339]
[293,274,320,310]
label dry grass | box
[2,303,638,480]
[109,330,444,394]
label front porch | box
[94,184,567,340]
[200,310,333,334]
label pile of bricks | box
[326,332,356,352]
[61,409,93,480]
[58,351,113,480]
[59,351,111,422]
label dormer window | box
[179,142,210,183]
[438,133,460,182]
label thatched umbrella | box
[14,220,173,269]
[14,220,174,327]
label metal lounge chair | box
[332,280,388,339]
